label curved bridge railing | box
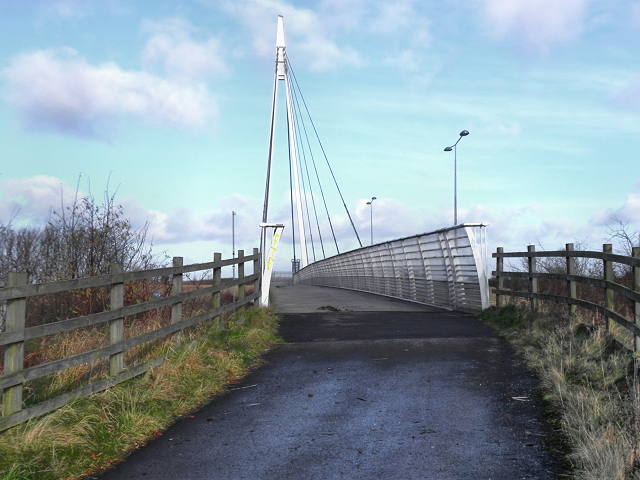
[294,224,489,313]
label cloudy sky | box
[1,0,640,272]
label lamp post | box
[444,130,469,225]
[366,197,376,245]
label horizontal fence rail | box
[294,224,490,312]
[0,249,260,431]
[493,243,640,351]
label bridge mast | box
[261,15,308,272]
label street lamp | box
[444,130,469,225]
[366,197,376,245]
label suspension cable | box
[290,82,324,261]
[291,106,315,263]
[287,60,363,248]
[288,63,338,255]
[286,108,297,265]
[291,85,328,258]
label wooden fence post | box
[566,243,577,316]
[633,246,640,352]
[171,257,183,325]
[237,250,245,303]
[2,273,27,417]
[212,253,222,330]
[253,247,260,307]
[495,247,504,308]
[109,264,124,377]
[237,250,245,325]
[604,244,614,331]
[528,245,538,309]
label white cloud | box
[2,47,215,138]
[383,50,423,73]
[0,175,262,248]
[0,176,78,225]
[136,194,262,245]
[141,17,230,83]
[476,0,590,53]
[221,0,363,71]
[611,77,640,109]
[590,192,640,226]
[218,0,435,75]
[41,0,130,18]
[317,0,368,30]
[368,0,431,49]
[370,0,414,34]
[46,0,92,18]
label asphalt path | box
[98,285,567,479]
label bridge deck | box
[270,284,442,313]
[98,285,566,479]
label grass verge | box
[480,304,640,480]
[0,307,282,480]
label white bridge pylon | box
[260,15,307,305]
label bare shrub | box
[0,178,168,330]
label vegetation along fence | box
[493,243,640,351]
[0,249,260,431]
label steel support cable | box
[294,118,317,263]
[287,60,363,249]
[287,61,337,255]
[290,83,327,259]
[291,103,315,263]
[285,71,312,265]
[288,83,315,263]
[286,106,297,264]
[306,138,339,254]
[290,82,325,262]
[291,86,320,261]
[301,130,325,259]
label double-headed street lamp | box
[366,197,376,245]
[444,130,469,226]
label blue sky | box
[2,0,640,272]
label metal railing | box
[271,271,294,286]
[294,224,489,312]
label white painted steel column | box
[284,69,308,268]
[261,16,287,276]
[260,223,285,306]
[466,225,490,309]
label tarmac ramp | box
[98,285,566,479]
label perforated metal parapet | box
[294,224,489,313]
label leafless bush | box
[0,179,168,329]
[607,216,640,258]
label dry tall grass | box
[481,303,640,479]
[0,281,254,432]
[0,307,282,480]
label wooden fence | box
[0,249,260,431]
[493,243,640,351]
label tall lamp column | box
[444,130,469,225]
[366,197,376,245]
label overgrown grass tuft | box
[0,307,282,480]
[481,304,640,480]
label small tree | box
[1,179,168,328]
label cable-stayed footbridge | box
[260,16,489,313]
